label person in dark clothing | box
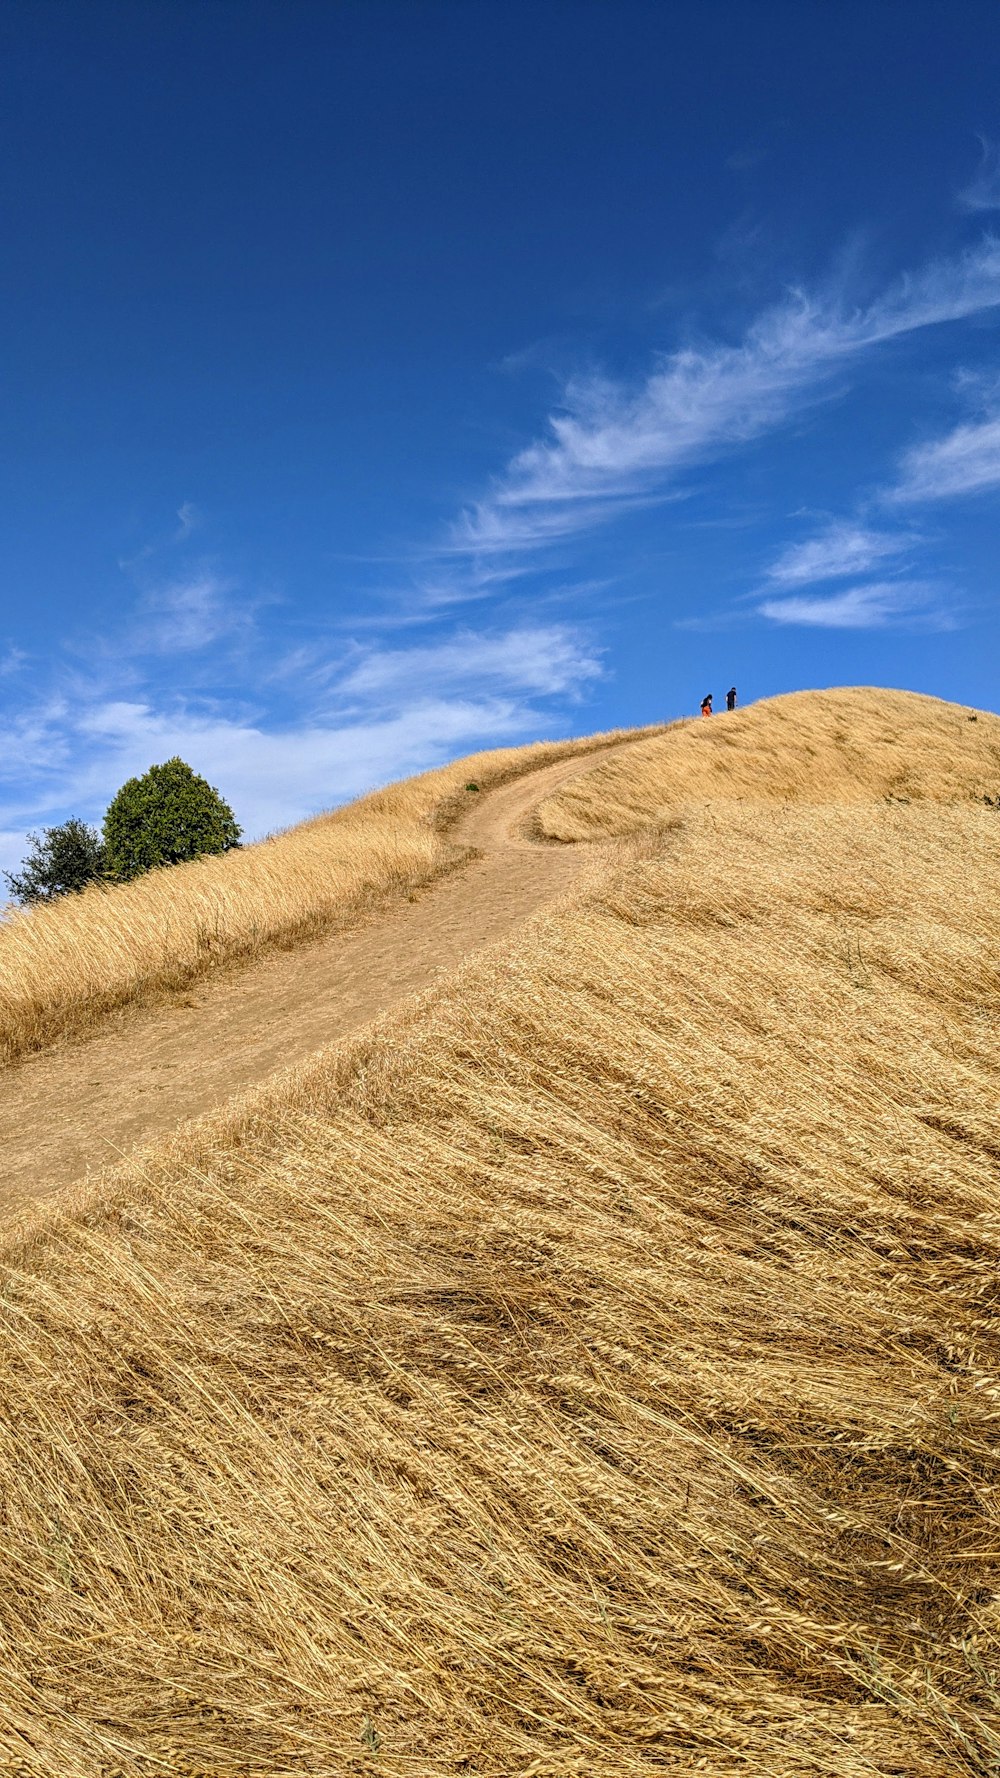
[726,686,737,711]
[700,693,713,717]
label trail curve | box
[0,745,627,1206]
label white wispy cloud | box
[0,693,568,853]
[3,481,606,882]
[758,358,1000,624]
[757,579,945,629]
[889,412,1000,503]
[958,137,1000,213]
[135,571,248,654]
[764,522,915,587]
[337,625,601,703]
[64,696,547,838]
[174,501,200,540]
[0,617,602,870]
[444,238,1000,572]
[118,501,203,574]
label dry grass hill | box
[535,685,1000,839]
[0,727,647,1068]
[2,686,1000,1776]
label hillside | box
[536,686,1000,840]
[2,688,999,1776]
[0,748,641,1203]
[0,724,652,1068]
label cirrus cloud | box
[441,237,1000,584]
[889,412,1000,504]
[958,137,1000,214]
[764,522,917,587]
[757,579,946,629]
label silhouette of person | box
[700,694,713,717]
[726,686,737,711]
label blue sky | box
[4,1,1000,875]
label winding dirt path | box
[0,748,616,1205]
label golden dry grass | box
[535,686,1000,840]
[3,689,1000,1774]
[0,726,647,1068]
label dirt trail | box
[0,748,620,1205]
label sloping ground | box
[0,724,653,1067]
[535,686,1000,840]
[3,690,1000,1775]
[0,748,626,1203]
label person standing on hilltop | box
[726,686,737,711]
[700,693,713,717]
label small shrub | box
[4,819,105,905]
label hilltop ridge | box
[537,685,1000,840]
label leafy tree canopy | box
[4,818,105,905]
[102,757,242,882]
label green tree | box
[4,818,106,905]
[102,757,241,882]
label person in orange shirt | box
[700,693,713,717]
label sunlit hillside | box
[0,725,648,1067]
[536,686,1000,840]
[3,688,999,1776]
